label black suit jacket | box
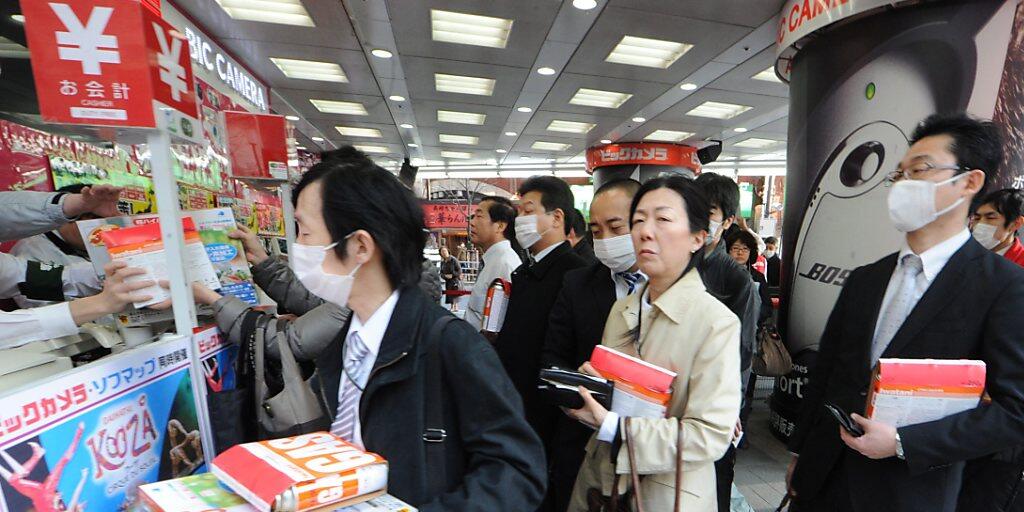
[573,238,598,266]
[495,242,587,440]
[316,287,546,511]
[542,262,617,371]
[789,239,1024,512]
[766,254,781,288]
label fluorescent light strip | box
[644,129,694,142]
[213,0,314,26]
[441,151,473,159]
[752,67,782,83]
[335,126,382,138]
[430,9,513,49]
[437,110,486,125]
[439,134,479,145]
[435,73,496,96]
[569,88,632,109]
[686,101,752,119]
[605,35,692,69]
[270,57,347,82]
[354,145,389,154]
[532,141,571,151]
[547,120,596,134]
[0,36,29,59]
[310,99,368,115]
[733,137,781,149]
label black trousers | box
[790,458,855,512]
[715,444,736,512]
[958,457,1024,512]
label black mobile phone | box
[824,402,865,437]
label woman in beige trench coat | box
[565,176,742,511]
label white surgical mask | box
[972,223,1002,250]
[515,214,551,249]
[887,174,967,233]
[594,234,637,273]
[705,219,722,246]
[291,236,362,307]
[764,250,777,259]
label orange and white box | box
[866,358,986,428]
[212,432,388,512]
[590,345,676,419]
[100,217,220,308]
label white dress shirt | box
[610,269,647,301]
[872,229,970,342]
[597,285,653,443]
[532,240,565,263]
[465,240,522,329]
[339,289,400,448]
[10,232,90,308]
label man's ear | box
[964,170,986,195]
[1011,215,1024,234]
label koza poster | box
[0,337,207,512]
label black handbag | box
[206,311,261,454]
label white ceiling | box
[170,0,790,169]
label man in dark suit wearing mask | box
[787,113,1024,512]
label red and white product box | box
[20,0,199,139]
[212,432,388,512]
[866,358,987,428]
[590,345,677,419]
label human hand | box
[578,361,600,378]
[228,224,269,265]
[734,418,743,440]
[563,386,608,429]
[70,262,153,323]
[151,280,222,308]
[62,185,123,218]
[840,413,897,459]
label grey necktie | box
[871,254,924,364]
[330,332,370,442]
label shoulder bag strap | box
[624,417,645,512]
[253,314,272,424]
[674,418,684,512]
[424,315,456,495]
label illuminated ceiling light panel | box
[430,9,513,49]
[354,145,389,154]
[0,36,29,59]
[438,134,479,145]
[569,88,632,109]
[644,129,694,142]
[441,151,473,159]
[434,73,496,96]
[605,35,692,69]
[752,67,782,83]
[547,120,595,134]
[532,141,571,151]
[270,57,347,82]
[437,110,486,125]
[686,101,752,119]
[733,137,781,149]
[310,99,368,116]
[335,126,382,138]
[213,0,314,26]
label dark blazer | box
[495,241,587,441]
[572,238,598,266]
[315,286,547,511]
[766,254,781,288]
[789,239,1024,512]
[702,243,759,373]
[540,262,619,510]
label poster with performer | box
[193,325,238,395]
[0,336,208,512]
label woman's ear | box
[691,231,706,253]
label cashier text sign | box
[21,0,199,129]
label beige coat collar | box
[621,268,705,331]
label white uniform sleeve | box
[62,261,102,298]
[0,302,79,349]
[0,252,28,299]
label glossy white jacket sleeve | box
[0,302,78,349]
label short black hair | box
[764,236,778,245]
[725,229,760,266]
[570,208,587,237]
[694,172,739,220]
[979,188,1024,228]
[480,195,517,243]
[57,183,89,194]
[517,175,575,235]
[910,113,1003,198]
[595,178,642,199]
[320,146,371,164]
[293,156,426,290]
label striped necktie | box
[330,332,370,443]
[616,271,643,295]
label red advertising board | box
[423,203,473,230]
[21,0,198,130]
[224,112,289,180]
[585,142,702,172]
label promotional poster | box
[0,337,207,512]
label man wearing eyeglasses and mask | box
[786,113,1024,512]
